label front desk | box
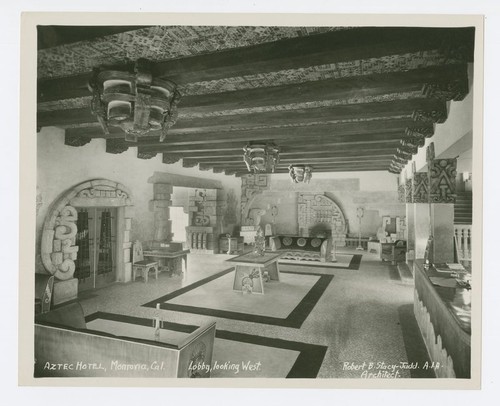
[413,260,471,378]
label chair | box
[132,241,159,283]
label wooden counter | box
[413,260,471,378]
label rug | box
[142,268,334,328]
[85,312,328,378]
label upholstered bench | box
[269,235,334,262]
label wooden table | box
[143,249,190,278]
[225,251,283,294]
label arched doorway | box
[41,179,134,304]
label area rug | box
[142,268,334,328]
[279,253,362,270]
[85,312,328,378]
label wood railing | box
[454,224,472,263]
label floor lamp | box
[356,207,365,251]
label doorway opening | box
[170,206,189,245]
[74,207,117,292]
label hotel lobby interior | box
[31,24,476,380]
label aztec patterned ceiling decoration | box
[37,25,475,175]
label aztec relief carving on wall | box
[429,158,457,203]
[298,193,347,245]
[413,172,430,203]
[240,174,269,225]
[41,205,79,280]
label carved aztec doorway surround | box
[41,179,134,292]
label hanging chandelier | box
[88,58,181,143]
[243,143,280,173]
[288,164,313,183]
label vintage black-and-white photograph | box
[23,13,482,387]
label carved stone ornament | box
[41,179,133,280]
[41,205,79,280]
[89,59,181,142]
[413,172,429,203]
[240,174,269,222]
[243,143,280,173]
[405,178,413,203]
[429,158,457,203]
[297,193,347,243]
[398,183,406,203]
[188,342,207,378]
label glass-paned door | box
[75,207,117,292]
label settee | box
[269,235,334,262]
[34,303,216,378]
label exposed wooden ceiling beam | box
[205,160,393,169]
[66,118,430,147]
[179,65,467,114]
[139,134,407,155]
[154,147,401,161]
[37,27,473,102]
[184,155,395,166]
[231,164,392,176]
[38,97,446,130]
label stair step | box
[397,262,414,285]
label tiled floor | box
[75,248,431,378]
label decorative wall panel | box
[413,172,429,203]
[398,183,406,203]
[240,174,269,225]
[297,193,347,246]
[405,179,413,203]
[429,159,457,203]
